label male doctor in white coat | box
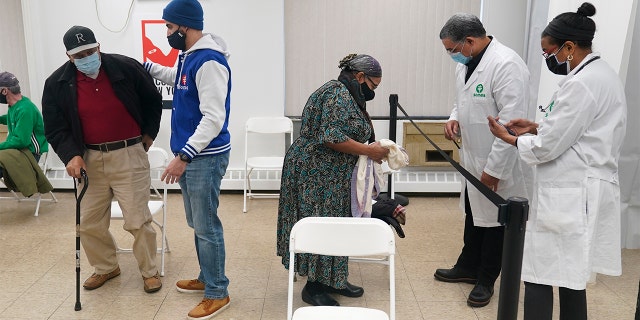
[433,13,533,308]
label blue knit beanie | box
[162,0,204,30]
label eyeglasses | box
[365,75,380,90]
[541,43,565,59]
[71,48,99,60]
[446,41,465,54]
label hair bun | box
[577,2,596,17]
[338,53,358,69]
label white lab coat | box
[449,38,533,227]
[518,53,627,290]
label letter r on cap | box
[75,33,85,43]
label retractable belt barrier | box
[389,94,512,224]
[390,94,529,320]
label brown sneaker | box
[83,266,121,290]
[143,272,162,293]
[176,278,205,293]
[187,297,230,320]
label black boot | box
[467,283,494,308]
[434,267,477,284]
[301,281,339,306]
[324,282,364,297]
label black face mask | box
[361,82,375,101]
[545,55,569,75]
[167,29,187,51]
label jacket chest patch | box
[177,74,189,90]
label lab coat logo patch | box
[539,101,554,118]
[474,84,486,97]
[142,20,179,109]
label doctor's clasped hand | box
[487,117,539,147]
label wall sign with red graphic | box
[142,20,178,109]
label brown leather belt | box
[86,136,142,152]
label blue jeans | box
[178,152,230,299]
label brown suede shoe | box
[187,296,230,320]
[83,266,121,290]
[176,278,205,293]
[143,272,162,293]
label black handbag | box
[371,198,406,238]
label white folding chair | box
[287,217,396,320]
[0,151,58,216]
[110,147,171,276]
[243,116,293,213]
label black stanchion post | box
[382,94,409,205]
[388,94,398,196]
[497,197,529,320]
[635,280,640,319]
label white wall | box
[20,0,285,176]
[620,0,640,248]
[12,0,545,191]
[0,0,29,116]
[481,0,529,57]
[11,0,638,196]
[535,0,635,111]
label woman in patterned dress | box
[276,54,389,306]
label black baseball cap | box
[63,26,99,55]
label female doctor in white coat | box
[488,3,627,319]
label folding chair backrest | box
[147,147,169,198]
[243,116,294,213]
[246,116,293,134]
[290,217,396,256]
[148,147,169,170]
[287,217,396,320]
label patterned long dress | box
[276,80,372,288]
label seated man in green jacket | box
[0,71,48,178]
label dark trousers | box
[454,188,504,287]
[524,282,587,320]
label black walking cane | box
[74,169,88,311]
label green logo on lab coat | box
[542,101,554,118]
[474,83,486,97]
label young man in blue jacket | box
[144,0,232,319]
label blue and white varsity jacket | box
[144,33,231,160]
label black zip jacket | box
[42,53,163,165]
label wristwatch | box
[177,152,192,163]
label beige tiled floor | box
[0,190,638,319]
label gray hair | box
[5,85,20,94]
[338,54,382,77]
[439,13,486,42]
